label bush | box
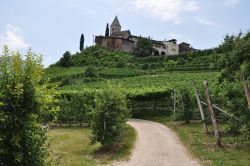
[84,66,97,78]
[133,37,155,57]
[0,46,58,165]
[91,83,129,149]
[59,51,71,67]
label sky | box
[0,0,249,67]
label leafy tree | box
[0,46,58,165]
[59,51,71,67]
[218,31,250,82]
[91,83,129,149]
[80,34,84,52]
[105,23,109,37]
[133,37,155,57]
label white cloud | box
[128,0,200,23]
[223,0,240,7]
[0,24,29,52]
[194,17,214,25]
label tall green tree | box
[0,46,58,165]
[133,37,155,57]
[59,51,71,67]
[105,23,109,37]
[80,34,84,52]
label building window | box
[163,46,166,49]
[161,51,166,55]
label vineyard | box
[45,31,250,165]
[1,31,250,166]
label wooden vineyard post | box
[192,81,208,134]
[173,89,176,120]
[241,73,250,110]
[203,80,222,147]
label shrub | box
[84,66,97,78]
[59,51,71,67]
[116,60,126,68]
[91,83,129,149]
[133,37,155,57]
[0,46,58,165]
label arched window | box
[161,51,166,55]
[154,51,159,56]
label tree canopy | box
[80,34,84,52]
[105,23,109,37]
[133,37,155,57]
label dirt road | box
[112,119,200,166]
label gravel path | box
[111,119,200,166]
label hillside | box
[46,46,220,82]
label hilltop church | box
[95,16,195,55]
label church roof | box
[111,30,131,38]
[111,16,121,27]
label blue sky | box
[0,0,249,67]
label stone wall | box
[95,36,134,53]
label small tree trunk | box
[203,80,222,147]
[241,73,250,110]
[79,120,82,127]
[192,80,209,134]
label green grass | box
[47,124,136,166]
[141,115,250,166]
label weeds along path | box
[112,119,200,166]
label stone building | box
[95,16,194,55]
[95,16,134,52]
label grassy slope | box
[48,125,136,166]
[142,115,250,166]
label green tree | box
[133,37,155,57]
[91,83,129,149]
[0,46,58,165]
[105,23,109,37]
[218,32,250,82]
[59,51,71,67]
[80,34,84,52]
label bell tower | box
[110,16,121,35]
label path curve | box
[111,119,200,166]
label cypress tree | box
[105,23,109,37]
[80,34,84,52]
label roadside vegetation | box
[48,125,136,166]
[142,115,250,166]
